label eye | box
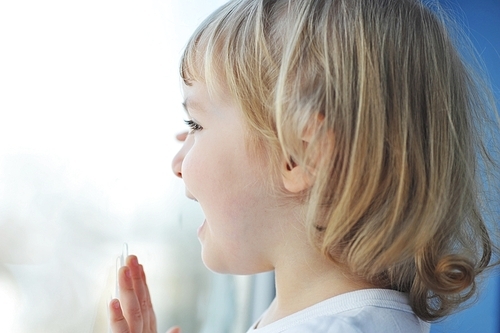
[184,119,203,133]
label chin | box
[200,250,232,273]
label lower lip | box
[197,219,206,237]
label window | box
[0,1,273,332]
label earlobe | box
[282,162,312,193]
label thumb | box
[166,327,181,333]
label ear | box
[281,113,332,193]
[282,159,312,193]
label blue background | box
[430,0,500,332]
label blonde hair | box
[181,0,499,321]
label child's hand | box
[109,255,181,333]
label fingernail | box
[131,256,139,266]
[125,267,131,279]
[112,299,120,309]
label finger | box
[176,131,188,142]
[119,266,143,333]
[166,327,181,333]
[109,299,131,333]
[127,256,152,331]
[141,264,157,331]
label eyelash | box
[184,119,203,132]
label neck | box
[258,240,374,327]
[255,202,376,328]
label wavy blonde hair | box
[180,0,498,321]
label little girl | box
[109,0,498,332]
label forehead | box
[181,80,239,117]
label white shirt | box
[246,289,431,333]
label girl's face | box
[172,81,286,274]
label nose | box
[172,131,191,178]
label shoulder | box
[282,317,364,333]
[282,307,429,333]
[248,289,431,333]
[248,314,364,333]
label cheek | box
[181,144,227,202]
[181,143,254,215]
[180,146,206,191]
